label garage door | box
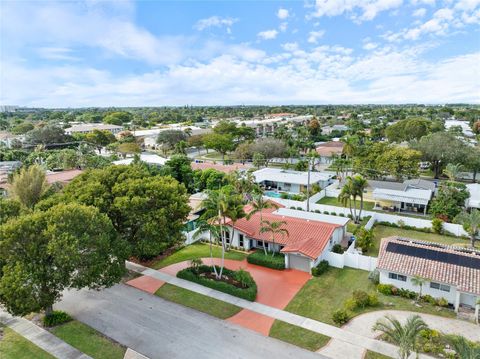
[289,254,311,272]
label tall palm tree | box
[341,136,357,160]
[247,194,278,254]
[338,179,355,221]
[372,315,428,359]
[352,174,368,220]
[443,163,464,182]
[447,335,480,359]
[193,220,220,277]
[338,175,368,224]
[454,209,480,248]
[259,220,289,257]
[410,275,427,300]
[224,196,245,251]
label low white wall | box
[184,229,208,245]
[322,247,378,272]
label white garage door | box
[289,254,311,272]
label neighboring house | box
[377,236,480,315]
[0,161,22,195]
[315,141,344,164]
[45,169,83,184]
[321,124,349,135]
[466,183,480,209]
[65,123,124,135]
[185,192,207,232]
[253,167,336,194]
[367,179,435,215]
[224,204,349,272]
[113,153,167,167]
[191,162,251,174]
[0,132,24,148]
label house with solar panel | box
[223,203,349,272]
[377,236,480,319]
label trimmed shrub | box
[312,260,329,277]
[43,311,72,327]
[332,309,350,325]
[368,269,380,285]
[436,297,449,307]
[314,209,321,213]
[323,210,329,215]
[432,218,444,234]
[332,244,344,254]
[397,288,417,299]
[247,251,285,270]
[296,207,303,211]
[377,283,395,295]
[352,290,370,309]
[368,294,379,307]
[421,294,437,305]
[177,265,257,301]
[339,213,345,217]
[347,214,354,219]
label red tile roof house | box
[377,236,480,319]
[224,202,349,272]
[315,141,344,164]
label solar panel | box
[386,242,480,270]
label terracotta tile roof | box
[191,162,251,174]
[378,236,480,295]
[227,201,340,259]
[46,170,83,184]
[316,141,344,157]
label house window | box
[389,273,407,282]
[430,282,450,292]
[239,234,244,248]
[223,230,230,244]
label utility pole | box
[306,155,312,212]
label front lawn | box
[50,321,125,359]
[368,225,476,256]
[364,350,392,359]
[317,196,375,211]
[284,267,455,327]
[0,326,54,359]
[269,320,330,351]
[155,284,242,319]
[150,243,248,269]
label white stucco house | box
[253,168,336,194]
[113,153,168,167]
[466,183,480,209]
[377,236,480,319]
[224,203,349,272]
[65,123,124,135]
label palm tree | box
[338,175,367,224]
[352,174,368,221]
[447,335,480,359]
[174,140,187,155]
[341,136,357,160]
[224,196,246,251]
[338,179,355,221]
[247,193,278,254]
[454,209,480,248]
[410,275,427,300]
[443,163,464,182]
[372,315,428,359]
[259,220,289,257]
[193,220,220,277]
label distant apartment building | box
[65,123,124,135]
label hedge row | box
[247,251,285,270]
[177,265,257,301]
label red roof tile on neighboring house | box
[226,202,340,259]
[378,236,480,295]
[46,170,83,184]
[191,162,251,174]
[316,141,344,157]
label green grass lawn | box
[364,350,393,359]
[0,326,54,359]
[367,225,476,256]
[284,267,455,327]
[50,321,125,359]
[317,196,375,211]
[151,243,248,269]
[269,320,330,351]
[155,283,242,319]
[202,151,230,160]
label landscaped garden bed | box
[247,250,285,270]
[176,264,257,301]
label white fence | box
[322,240,378,272]
[184,229,208,245]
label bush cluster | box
[312,260,329,276]
[247,251,285,270]
[332,290,379,325]
[376,284,449,307]
[332,309,350,325]
[332,244,344,254]
[43,310,72,327]
[177,265,257,301]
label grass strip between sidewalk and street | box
[0,325,55,359]
[269,320,330,352]
[155,283,242,319]
[50,320,126,359]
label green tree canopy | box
[430,182,469,221]
[103,111,133,125]
[0,203,126,316]
[385,118,432,142]
[9,164,50,208]
[25,125,68,145]
[202,133,235,160]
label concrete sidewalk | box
[0,309,91,359]
[126,261,435,359]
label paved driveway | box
[56,284,324,359]
[159,257,311,309]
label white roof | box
[253,168,335,186]
[373,188,432,205]
[65,123,123,132]
[113,153,168,166]
[467,183,480,209]
[274,208,350,226]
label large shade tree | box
[0,203,127,316]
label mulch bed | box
[199,271,246,289]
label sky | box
[0,0,479,107]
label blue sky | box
[1,0,479,107]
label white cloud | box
[279,22,288,32]
[194,16,238,31]
[413,8,427,17]
[410,0,435,6]
[311,0,403,21]
[257,29,278,40]
[363,42,378,50]
[277,8,289,19]
[308,30,325,44]
[37,47,79,61]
